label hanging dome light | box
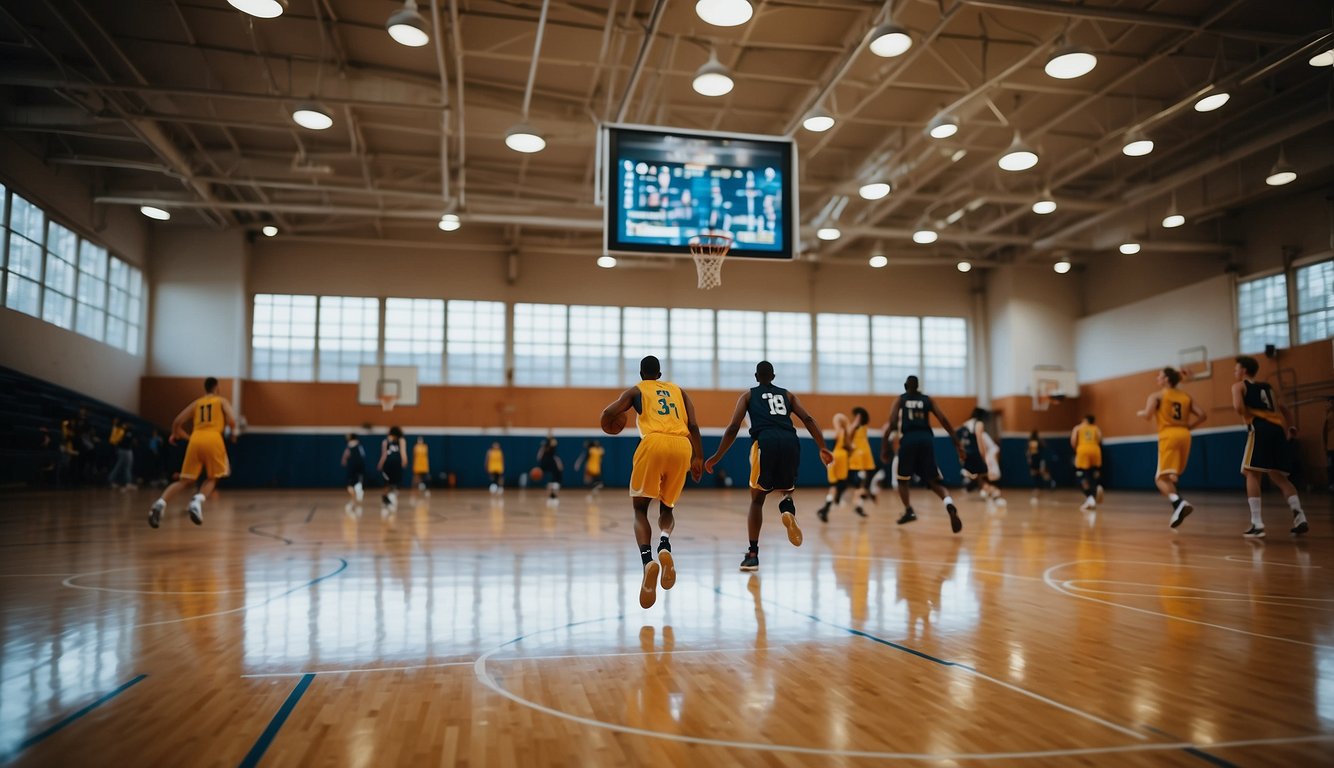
[1032,193,1057,215]
[998,136,1038,172]
[505,123,546,153]
[802,107,835,132]
[926,113,959,139]
[261,225,279,237]
[292,105,333,130]
[694,0,753,27]
[859,182,891,200]
[956,260,972,273]
[438,213,461,231]
[139,205,170,221]
[387,1,430,47]
[1162,197,1184,228]
[868,22,912,58]
[912,228,938,244]
[1308,48,1334,67]
[1044,47,1097,79]
[817,227,841,241]
[1122,133,1154,157]
[1119,242,1141,255]
[227,0,287,19]
[1053,259,1072,274]
[1193,91,1230,112]
[1265,148,1297,186]
[597,255,617,268]
[869,253,888,269]
[692,53,734,97]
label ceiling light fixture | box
[597,255,617,268]
[1032,188,1057,215]
[802,107,835,132]
[868,22,912,58]
[227,0,287,19]
[387,0,430,47]
[869,253,888,269]
[817,227,841,241]
[1162,195,1184,228]
[859,182,891,200]
[998,136,1038,172]
[261,225,278,237]
[1308,48,1333,67]
[504,123,545,153]
[1122,133,1154,157]
[1053,259,1072,274]
[912,228,938,244]
[1193,90,1230,112]
[692,52,734,97]
[956,260,972,273]
[1119,242,1141,255]
[926,113,959,139]
[1044,47,1097,80]
[694,0,753,27]
[950,149,967,163]
[438,213,461,231]
[139,205,170,221]
[1265,147,1297,186]
[292,105,333,130]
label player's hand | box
[690,456,704,482]
[703,456,717,474]
[819,448,834,466]
[880,450,891,465]
[955,444,967,464]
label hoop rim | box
[687,231,734,252]
[379,394,399,412]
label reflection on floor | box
[0,486,1331,765]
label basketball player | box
[1070,416,1104,510]
[704,361,833,572]
[1231,356,1308,537]
[342,433,365,502]
[847,407,877,518]
[957,408,1003,503]
[486,441,505,494]
[537,432,563,502]
[600,356,703,609]
[148,377,236,528]
[1025,431,1056,492]
[378,426,407,508]
[816,412,851,522]
[1136,367,1206,528]
[411,436,431,495]
[575,439,606,495]
[883,376,967,533]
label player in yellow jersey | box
[575,439,606,496]
[600,356,703,609]
[1231,356,1307,537]
[1136,367,1207,528]
[1070,415,1104,510]
[486,442,505,494]
[149,377,236,528]
[816,412,851,522]
[847,407,877,518]
[412,436,431,496]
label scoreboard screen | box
[602,125,797,260]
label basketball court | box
[1,0,1332,766]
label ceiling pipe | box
[428,0,452,206]
[520,0,551,122]
[782,0,895,136]
[615,0,668,122]
[957,0,1300,43]
[447,0,467,208]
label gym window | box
[1295,260,1333,344]
[384,298,445,385]
[1237,273,1289,354]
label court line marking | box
[1219,555,1320,568]
[1057,586,1334,612]
[1060,579,1334,602]
[238,673,315,768]
[473,616,1334,760]
[1043,562,1334,650]
[134,557,348,628]
[4,673,147,760]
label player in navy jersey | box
[706,361,833,572]
[1232,356,1308,538]
[883,376,967,533]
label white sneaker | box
[1080,498,1096,511]
[354,483,364,501]
[1096,485,1105,503]
[188,499,203,525]
[148,499,165,528]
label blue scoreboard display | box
[602,125,797,260]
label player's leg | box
[741,488,767,572]
[1267,470,1308,534]
[771,434,802,547]
[1158,433,1193,527]
[632,494,660,608]
[1242,469,1266,537]
[654,440,692,590]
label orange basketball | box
[603,411,628,435]
[529,467,543,482]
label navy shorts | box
[749,431,800,492]
[1242,418,1290,474]
[896,432,941,481]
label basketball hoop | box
[689,231,732,290]
[379,394,398,412]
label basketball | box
[602,410,628,435]
[529,467,543,482]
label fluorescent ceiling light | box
[505,123,546,153]
[597,255,617,268]
[927,113,959,139]
[802,108,835,132]
[859,182,891,200]
[869,254,888,269]
[261,225,278,237]
[1032,198,1057,215]
[139,205,170,221]
[1122,135,1154,157]
[1044,48,1097,80]
[868,23,912,58]
[817,227,841,241]
[387,1,430,47]
[956,260,972,273]
[692,53,734,97]
[695,0,753,27]
[292,106,333,130]
[1193,91,1230,112]
[1119,242,1140,255]
[438,213,460,231]
[227,0,287,19]
[1053,259,1072,274]
[912,229,938,244]
[998,137,1038,172]
[1308,49,1333,67]
[1162,208,1185,228]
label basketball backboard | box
[358,365,419,408]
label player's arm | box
[220,397,240,442]
[1230,380,1249,419]
[377,441,387,471]
[574,450,585,471]
[881,398,903,464]
[1136,392,1160,420]
[341,447,349,466]
[600,386,640,432]
[681,390,704,482]
[788,393,834,466]
[931,401,966,464]
[1070,425,1079,449]
[169,399,195,443]
[704,391,748,473]
[1186,401,1208,430]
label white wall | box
[1075,274,1234,383]
[149,228,247,377]
[987,264,1081,397]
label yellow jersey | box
[413,442,430,472]
[586,445,604,474]
[635,380,689,438]
[109,425,126,446]
[850,425,871,456]
[1074,425,1101,447]
[486,448,504,473]
[193,395,225,433]
[1156,388,1193,432]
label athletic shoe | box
[739,551,759,572]
[1169,499,1193,529]
[639,561,660,608]
[355,483,364,501]
[148,499,164,529]
[817,502,830,523]
[381,494,392,506]
[1080,498,1096,511]
[947,503,962,533]
[658,548,676,590]
[780,506,803,547]
[896,508,917,525]
[1095,484,1105,503]
[854,506,867,518]
[1292,510,1309,535]
[188,499,203,526]
[1242,526,1266,539]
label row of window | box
[1237,260,1333,354]
[1,185,145,353]
[251,294,971,394]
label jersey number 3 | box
[1171,402,1182,421]
[762,393,788,415]
[655,390,680,418]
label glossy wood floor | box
[0,484,1331,767]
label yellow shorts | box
[180,430,229,480]
[413,460,430,474]
[1156,428,1191,478]
[630,433,692,508]
[1074,445,1102,470]
[848,448,875,472]
[826,448,849,484]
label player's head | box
[204,376,218,393]
[389,426,403,439]
[1235,355,1259,377]
[1160,367,1181,387]
[1084,414,1096,424]
[346,433,357,442]
[491,441,500,449]
[416,435,424,443]
[1029,430,1039,439]
[754,360,775,383]
[852,407,869,425]
[639,355,661,380]
[904,375,920,393]
[970,407,988,420]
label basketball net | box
[379,394,398,412]
[689,232,732,290]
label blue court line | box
[9,674,147,758]
[1183,746,1240,767]
[238,673,316,768]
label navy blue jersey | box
[899,392,935,433]
[956,421,981,460]
[747,384,797,439]
[1241,380,1284,426]
[345,442,365,470]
